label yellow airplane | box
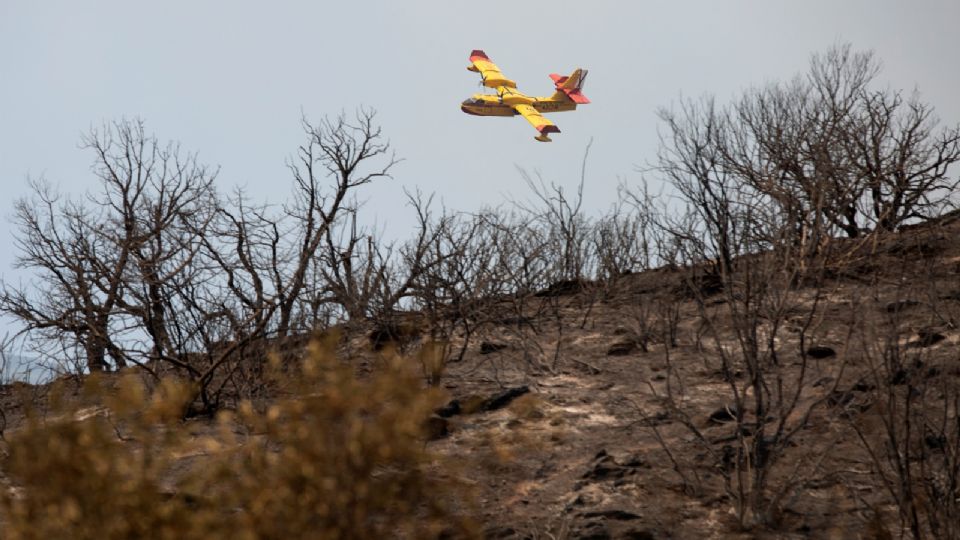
[461,50,589,142]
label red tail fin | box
[549,69,590,104]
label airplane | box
[461,50,589,142]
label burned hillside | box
[1,43,959,538]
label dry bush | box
[0,334,478,539]
[0,375,204,539]
[644,41,960,536]
[841,242,960,540]
[651,64,846,527]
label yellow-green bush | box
[0,334,477,539]
[0,375,208,540]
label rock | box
[581,450,645,482]
[925,433,946,451]
[940,289,960,301]
[480,342,508,354]
[436,399,461,418]
[621,529,657,540]
[607,339,637,356]
[885,300,921,313]
[435,386,530,418]
[573,521,612,540]
[806,345,836,359]
[913,329,946,348]
[481,386,530,412]
[582,510,641,521]
[707,405,739,424]
[424,415,450,440]
[535,278,590,297]
[583,451,623,481]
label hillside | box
[1,213,959,539]
[414,213,960,538]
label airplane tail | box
[549,68,590,104]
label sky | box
[1,0,959,353]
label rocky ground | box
[3,216,960,539]
[410,217,960,538]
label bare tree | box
[276,108,399,337]
[659,43,960,262]
[843,235,960,539]
[82,120,219,369]
[0,180,120,372]
[516,142,594,284]
[654,92,848,526]
[657,96,756,274]
[199,188,283,342]
[593,184,657,280]
[846,87,960,231]
[1,120,217,373]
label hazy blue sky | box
[1,1,959,345]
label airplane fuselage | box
[460,94,578,117]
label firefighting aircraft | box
[461,50,589,142]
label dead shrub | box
[0,333,478,539]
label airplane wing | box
[467,50,517,89]
[514,104,561,142]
